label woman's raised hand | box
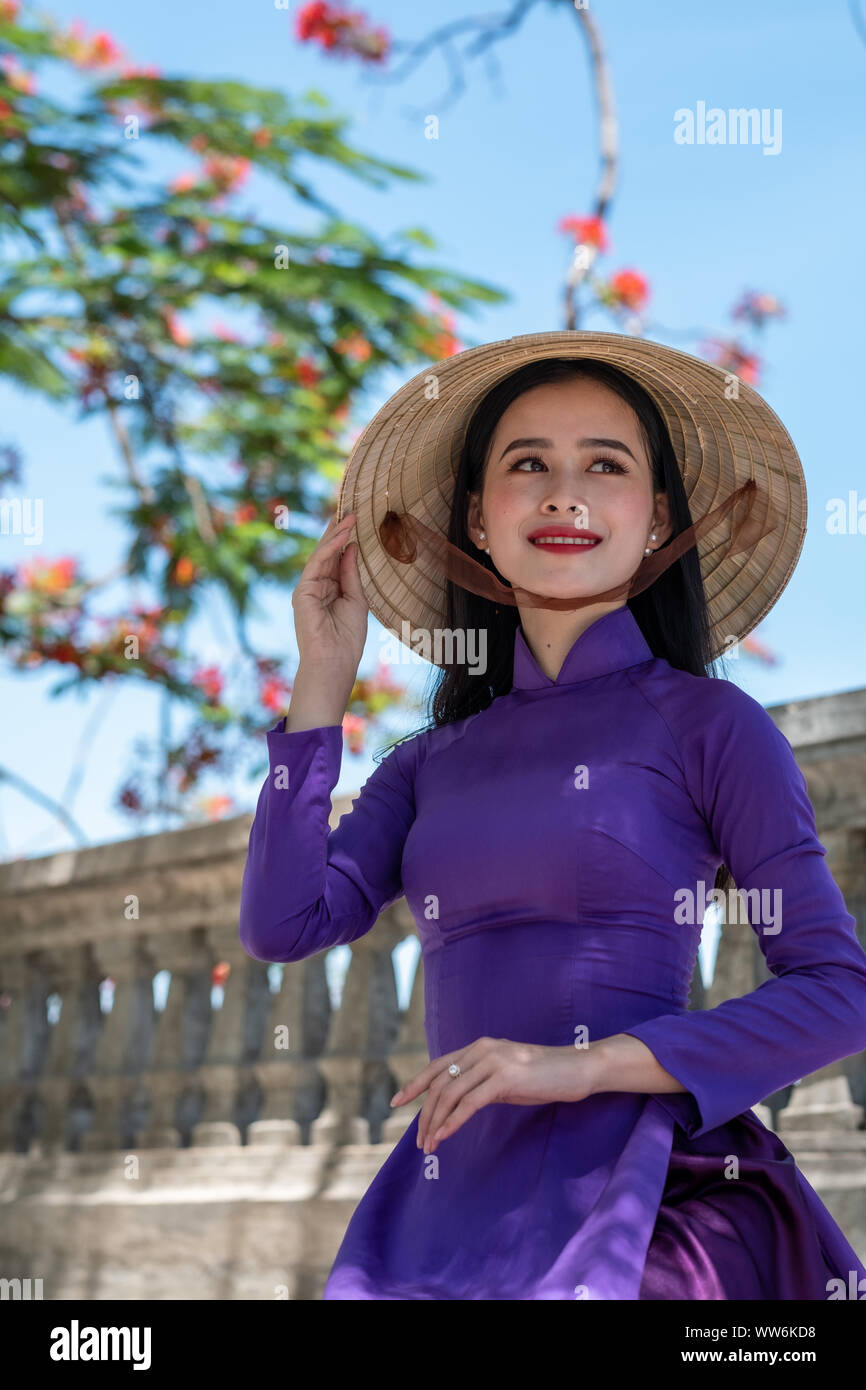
[291,512,367,689]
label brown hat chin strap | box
[378,477,781,613]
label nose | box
[538,470,591,515]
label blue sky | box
[2,0,865,870]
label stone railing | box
[1,686,865,1296]
[0,794,427,1157]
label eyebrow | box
[498,435,639,463]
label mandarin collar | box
[510,604,653,691]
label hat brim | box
[338,330,806,665]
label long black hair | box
[375,356,734,898]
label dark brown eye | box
[509,456,547,470]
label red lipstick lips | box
[528,524,602,552]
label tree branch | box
[0,764,89,848]
[354,0,620,331]
[366,0,538,112]
[562,6,619,329]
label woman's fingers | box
[319,513,356,555]
[303,513,357,580]
[418,1061,483,1152]
[338,535,364,600]
[392,1050,460,1107]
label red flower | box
[296,1,330,36]
[260,675,292,713]
[58,21,126,70]
[203,154,250,193]
[18,556,78,594]
[341,710,366,754]
[607,270,649,312]
[415,295,461,359]
[191,665,224,701]
[701,338,762,387]
[88,31,126,67]
[556,214,609,253]
[294,2,390,64]
[740,633,777,665]
[174,556,196,585]
[169,171,198,194]
[333,332,372,362]
[160,307,192,347]
[295,356,322,386]
[48,639,81,665]
[119,63,162,79]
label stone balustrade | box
[0,797,429,1158]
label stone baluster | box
[712,858,866,1132]
[0,957,28,1150]
[382,935,427,1143]
[778,1061,865,1134]
[79,941,147,1154]
[38,944,100,1156]
[246,955,313,1148]
[191,930,256,1147]
[137,931,206,1148]
[314,911,405,1146]
[9,953,56,1153]
[803,838,866,1127]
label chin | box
[515,574,605,600]
[513,555,631,600]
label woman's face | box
[467,377,672,602]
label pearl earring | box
[479,528,489,553]
[644,531,657,556]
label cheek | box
[483,489,525,540]
[486,488,523,520]
[607,490,653,542]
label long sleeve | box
[239,717,423,963]
[622,678,866,1140]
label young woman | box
[239,331,866,1300]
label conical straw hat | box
[338,330,806,663]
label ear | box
[466,492,487,551]
[651,491,674,546]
